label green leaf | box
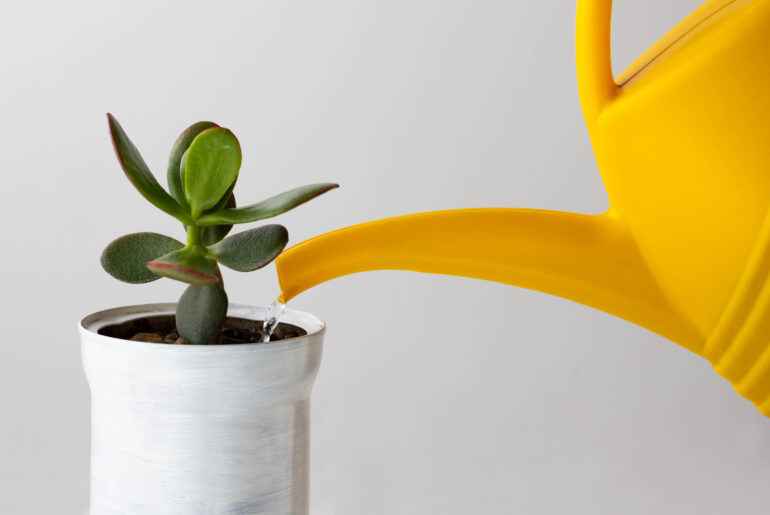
[146,247,219,285]
[183,127,242,219]
[106,114,192,224]
[101,232,184,283]
[167,121,219,210]
[208,224,289,272]
[196,183,339,227]
[203,192,236,245]
[176,284,228,345]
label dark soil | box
[98,315,306,345]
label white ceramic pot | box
[80,303,325,515]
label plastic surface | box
[276,0,770,416]
[80,304,324,514]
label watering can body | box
[276,0,770,416]
[587,0,770,339]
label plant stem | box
[187,225,205,247]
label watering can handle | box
[576,0,617,122]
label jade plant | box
[100,114,337,344]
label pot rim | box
[80,302,325,351]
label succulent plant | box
[101,114,337,344]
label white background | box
[2,1,769,514]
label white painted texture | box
[81,305,324,515]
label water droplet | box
[262,298,285,343]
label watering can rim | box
[576,0,761,122]
[615,0,745,87]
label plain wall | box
[2,1,769,513]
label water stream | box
[261,298,286,342]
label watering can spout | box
[276,0,770,416]
[276,208,702,349]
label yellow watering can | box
[276,0,770,416]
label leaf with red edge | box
[208,224,288,272]
[196,183,338,227]
[107,114,191,224]
[146,248,219,285]
[101,232,184,283]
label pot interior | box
[98,315,307,344]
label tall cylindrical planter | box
[80,303,325,515]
